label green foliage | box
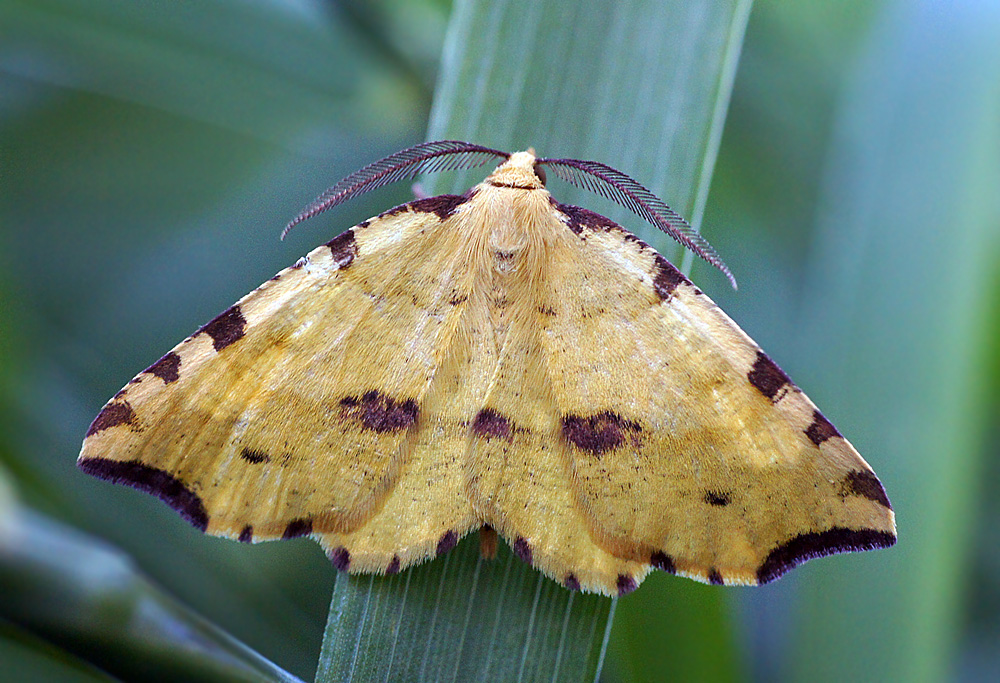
[2,0,999,681]
[0,1,434,679]
[789,3,1000,680]
[1,511,303,682]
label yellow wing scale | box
[79,150,895,596]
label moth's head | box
[485,149,547,190]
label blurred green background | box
[2,0,998,681]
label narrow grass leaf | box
[318,1,751,681]
[0,510,302,683]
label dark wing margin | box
[537,157,737,289]
[282,141,509,238]
[78,457,209,532]
[756,527,897,584]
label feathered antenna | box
[282,141,509,239]
[536,157,736,289]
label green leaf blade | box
[0,510,302,683]
[316,538,614,682]
[318,1,751,681]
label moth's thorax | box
[473,149,553,257]
[465,176,555,273]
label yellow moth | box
[79,141,895,596]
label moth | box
[79,141,895,596]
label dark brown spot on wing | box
[471,408,512,440]
[86,401,139,437]
[707,569,724,585]
[842,470,892,510]
[386,555,401,574]
[747,351,791,402]
[564,573,582,591]
[616,574,637,596]
[145,352,181,384]
[326,229,357,269]
[340,391,419,433]
[756,527,897,584]
[555,202,621,234]
[330,546,350,571]
[805,409,841,445]
[437,530,458,556]
[704,491,731,507]
[239,447,269,464]
[199,305,246,352]
[238,525,253,543]
[384,192,472,220]
[513,537,532,565]
[653,254,691,301]
[78,458,208,532]
[283,518,312,539]
[650,551,676,574]
[380,203,409,219]
[561,411,641,455]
